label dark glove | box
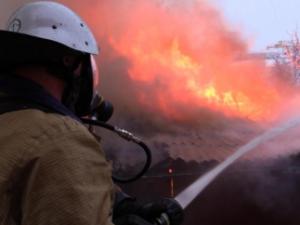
[137,198,184,225]
[113,191,184,225]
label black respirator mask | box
[59,54,113,121]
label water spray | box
[174,116,300,209]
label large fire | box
[66,0,284,121]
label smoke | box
[124,156,300,225]
[58,0,300,162]
[59,0,270,118]
[191,157,300,225]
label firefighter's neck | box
[15,66,65,101]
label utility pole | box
[267,33,300,84]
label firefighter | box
[0,1,183,225]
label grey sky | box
[213,0,300,52]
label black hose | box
[81,118,152,183]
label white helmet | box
[5,1,99,54]
[0,1,104,117]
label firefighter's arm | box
[21,127,114,225]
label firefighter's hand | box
[138,198,184,225]
[113,194,184,225]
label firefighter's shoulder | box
[0,109,86,135]
[0,109,101,152]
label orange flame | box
[69,0,283,121]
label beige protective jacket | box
[0,109,115,225]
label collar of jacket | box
[0,73,81,122]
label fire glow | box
[70,0,284,121]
